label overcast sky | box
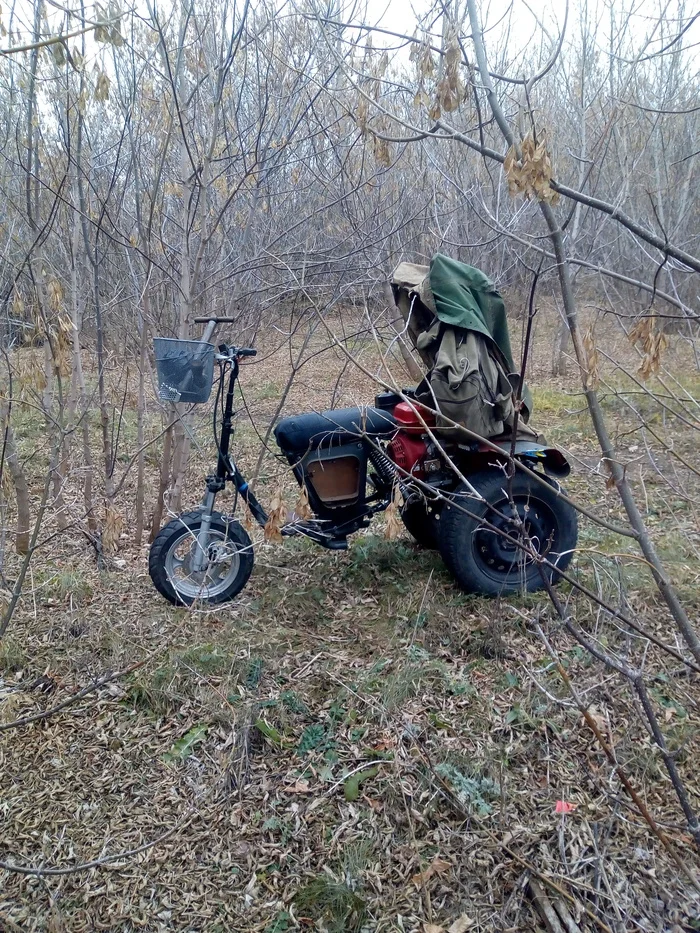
[360,0,698,75]
[3,0,697,72]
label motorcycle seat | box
[274,406,396,455]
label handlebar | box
[194,317,238,324]
[216,343,257,359]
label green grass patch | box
[347,535,442,593]
[294,876,366,933]
[33,567,93,605]
[0,636,26,672]
[531,385,584,417]
[255,381,282,401]
[128,642,239,712]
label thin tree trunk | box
[70,209,96,532]
[70,24,96,532]
[169,421,190,515]
[94,258,114,507]
[1,405,30,555]
[0,431,63,640]
[150,421,173,540]
[384,283,424,383]
[167,130,194,517]
[134,296,150,547]
[551,313,569,377]
[541,199,700,665]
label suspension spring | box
[368,445,397,485]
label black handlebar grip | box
[193,316,239,324]
[238,348,257,357]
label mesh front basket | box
[154,338,215,404]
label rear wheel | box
[149,510,254,606]
[401,496,441,549]
[438,471,577,596]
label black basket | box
[154,338,215,404]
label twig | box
[0,661,146,733]
[529,877,567,933]
[413,739,614,933]
[0,614,191,732]
[0,910,26,932]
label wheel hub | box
[475,499,553,574]
[166,528,242,600]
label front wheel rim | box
[164,524,243,600]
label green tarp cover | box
[390,253,536,438]
[425,254,517,373]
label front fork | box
[191,469,268,573]
[191,480,222,573]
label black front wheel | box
[149,510,254,606]
[438,471,577,596]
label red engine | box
[387,401,435,477]
[388,432,429,477]
[392,401,435,433]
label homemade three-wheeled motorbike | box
[149,255,577,606]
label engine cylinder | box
[388,432,429,477]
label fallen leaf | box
[163,723,207,762]
[449,916,475,933]
[412,856,452,887]
[424,925,444,933]
[284,779,312,794]
[254,719,285,747]
[583,709,608,734]
[343,766,379,801]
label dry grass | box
[0,303,699,931]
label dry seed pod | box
[428,98,442,121]
[630,318,668,379]
[293,483,314,521]
[504,132,559,205]
[413,87,430,108]
[242,505,255,532]
[47,279,64,311]
[384,483,404,540]
[264,488,287,542]
[102,507,124,554]
[356,95,368,134]
[94,71,111,102]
